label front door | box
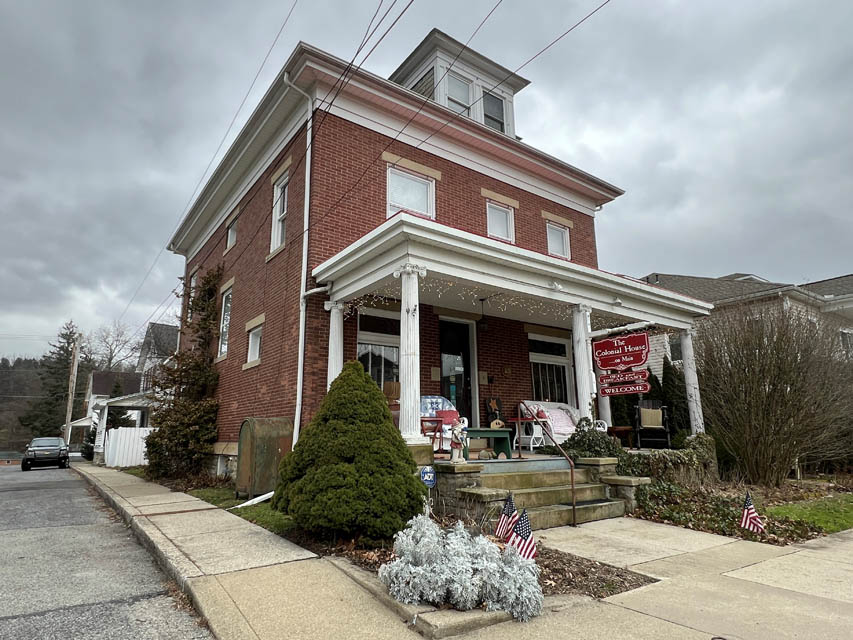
[440,320,472,423]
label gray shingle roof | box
[91,371,142,397]
[642,273,792,303]
[802,275,853,297]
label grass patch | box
[189,487,296,536]
[119,466,147,479]
[766,494,853,534]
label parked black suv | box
[22,437,70,471]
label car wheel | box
[21,461,31,471]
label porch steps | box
[467,463,625,531]
[526,499,625,529]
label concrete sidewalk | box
[539,518,853,640]
[74,462,422,640]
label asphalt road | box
[0,464,211,640]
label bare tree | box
[695,303,853,486]
[89,320,141,371]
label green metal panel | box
[236,417,293,499]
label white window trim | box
[187,272,198,322]
[386,165,435,219]
[270,175,288,251]
[218,288,232,358]
[546,222,571,259]
[225,219,237,250]
[486,201,515,243]
[446,72,471,115]
[482,91,506,133]
[246,325,262,363]
[528,333,576,406]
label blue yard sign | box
[420,465,436,488]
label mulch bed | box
[278,526,654,600]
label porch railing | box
[518,401,577,527]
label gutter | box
[283,73,315,450]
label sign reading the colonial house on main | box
[599,382,652,396]
[592,332,650,372]
[598,369,650,386]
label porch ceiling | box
[312,214,712,330]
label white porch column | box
[94,404,108,456]
[572,304,594,419]
[394,263,429,444]
[594,362,612,426]
[680,328,705,434]
[324,301,345,388]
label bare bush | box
[695,303,853,486]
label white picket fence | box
[104,427,154,468]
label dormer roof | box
[389,28,530,94]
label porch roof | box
[92,392,153,410]
[312,214,713,330]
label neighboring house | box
[90,322,177,463]
[166,29,712,468]
[136,322,180,391]
[642,272,853,362]
[83,371,142,421]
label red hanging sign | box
[592,332,650,372]
[599,382,652,396]
[599,369,650,386]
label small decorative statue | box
[449,416,468,465]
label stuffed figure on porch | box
[449,417,468,464]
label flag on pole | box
[506,509,537,560]
[739,491,766,533]
[495,493,519,540]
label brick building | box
[167,30,712,466]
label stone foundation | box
[600,475,650,513]
[575,457,618,482]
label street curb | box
[73,465,203,590]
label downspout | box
[283,72,314,449]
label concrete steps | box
[478,469,592,490]
[467,465,626,531]
[526,499,625,529]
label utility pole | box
[63,335,81,444]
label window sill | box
[547,252,571,261]
[266,243,286,263]
[223,243,235,257]
[214,353,227,364]
[242,359,261,371]
[487,233,515,245]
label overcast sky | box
[2,0,851,357]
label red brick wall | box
[306,114,598,274]
[183,126,308,443]
[185,112,594,441]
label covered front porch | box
[313,213,712,448]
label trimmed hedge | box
[272,361,426,541]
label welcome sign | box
[592,332,650,372]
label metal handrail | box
[518,401,577,527]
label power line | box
[117,0,301,323]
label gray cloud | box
[2,0,851,356]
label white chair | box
[513,420,546,452]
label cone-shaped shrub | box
[272,361,425,540]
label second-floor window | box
[226,218,237,250]
[218,287,232,357]
[483,92,505,133]
[186,272,198,322]
[487,201,514,243]
[387,166,434,219]
[271,175,288,251]
[247,325,262,363]
[447,74,470,115]
[546,222,570,259]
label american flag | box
[495,493,519,540]
[740,491,766,534]
[506,509,537,560]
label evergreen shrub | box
[272,361,425,541]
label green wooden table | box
[463,428,513,460]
